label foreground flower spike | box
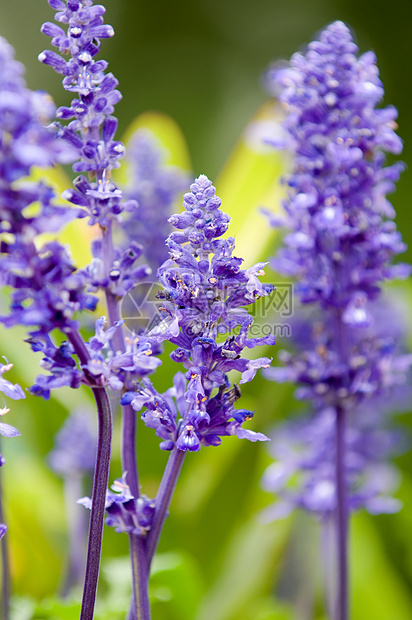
[40,4,159,617]
[264,21,410,620]
[119,175,275,573]
[123,128,190,274]
[124,174,274,453]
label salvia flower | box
[264,21,410,415]
[29,317,161,398]
[0,33,96,368]
[266,20,409,313]
[40,0,134,227]
[0,360,23,438]
[84,317,162,390]
[122,174,274,451]
[263,25,410,616]
[262,399,405,521]
[82,239,151,299]
[263,293,412,519]
[79,473,155,536]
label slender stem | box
[104,286,140,495]
[100,226,145,620]
[145,448,186,568]
[101,227,140,497]
[67,330,113,620]
[122,404,139,497]
[129,535,151,620]
[0,454,10,620]
[321,516,336,620]
[335,405,348,620]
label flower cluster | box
[82,239,150,299]
[266,20,409,313]
[29,317,161,398]
[264,21,410,414]
[79,474,155,536]
[122,175,274,451]
[262,22,411,529]
[265,302,412,412]
[0,34,94,347]
[39,0,134,227]
[0,360,23,438]
[84,317,161,391]
[122,128,189,274]
[261,400,405,521]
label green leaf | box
[31,598,81,619]
[194,517,291,620]
[351,512,412,620]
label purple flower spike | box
[266,21,409,314]
[40,0,127,226]
[262,392,406,521]
[264,23,410,620]
[265,20,410,419]
[124,175,274,451]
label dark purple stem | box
[101,227,145,619]
[145,448,186,568]
[129,534,151,620]
[67,330,112,620]
[101,226,140,497]
[105,290,140,497]
[333,306,349,620]
[335,404,348,620]
[0,454,10,620]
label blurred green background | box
[1,0,412,619]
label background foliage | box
[1,0,412,618]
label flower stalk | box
[146,448,186,568]
[67,330,113,620]
[335,405,348,620]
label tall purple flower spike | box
[116,174,276,582]
[39,4,164,618]
[123,174,274,452]
[266,20,408,312]
[264,21,410,620]
[39,0,132,228]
